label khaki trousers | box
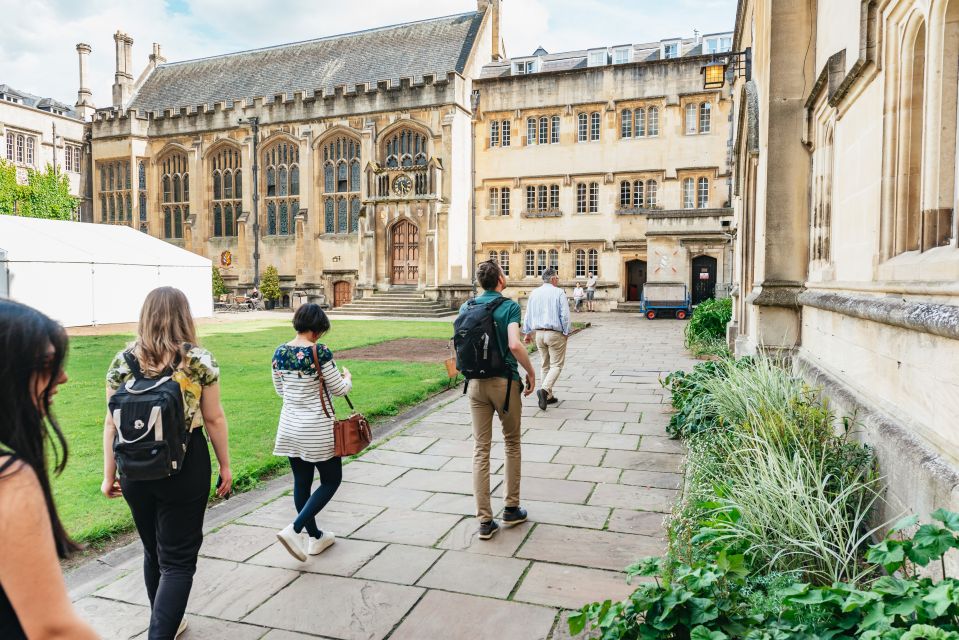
[535,330,568,395]
[468,377,522,522]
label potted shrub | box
[212,266,229,299]
[260,265,282,310]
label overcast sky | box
[1,0,736,105]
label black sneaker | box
[478,519,500,540]
[546,395,559,405]
[502,506,528,527]
[537,388,548,410]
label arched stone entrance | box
[625,259,647,301]
[691,255,717,305]
[390,219,420,285]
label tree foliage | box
[0,161,78,220]
[260,265,282,301]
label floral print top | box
[106,346,220,429]
[271,343,334,374]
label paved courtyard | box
[67,313,698,640]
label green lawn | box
[54,319,456,543]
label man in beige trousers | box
[522,268,572,411]
[458,260,536,540]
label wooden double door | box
[390,219,420,285]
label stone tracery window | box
[383,128,427,168]
[99,159,132,226]
[322,135,360,234]
[211,145,241,237]
[264,140,299,236]
[159,152,187,238]
[138,160,148,233]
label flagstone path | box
[68,313,700,640]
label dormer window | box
[513,59,538,75]
[613,47,632,64]
[705,36,733,54]
[587,49,608,67]
[662,41,680,59]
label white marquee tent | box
[0,216,212,327]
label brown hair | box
[476,259,503,291]
[133,287,198,376]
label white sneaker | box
[308,531,336,555]
[175,618,188,638]
[276,524,307,562]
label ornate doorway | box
[332,281,352,307]
[625,259,647,301]
[691,255,717,305]
[390,219,419,285]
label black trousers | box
[289,456,342,538]
[120,430,211,640]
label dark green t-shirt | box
[458,290,522,380]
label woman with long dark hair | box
[102,287,232,639]
[0,299,98,639]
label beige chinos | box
[535,330,568,397]
[468,378,523,522]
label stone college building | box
[86,1,733,312]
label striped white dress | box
[272,343,352,462]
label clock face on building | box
[392,175,413,196]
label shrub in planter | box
[685,298,732,356]
[212,266,228,297]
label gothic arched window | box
[211,145,241,237]
[99,159,133,227]
[159,151,188,238]
[383,128,428,168]
[263,140,299,235]
[322,134,361,234]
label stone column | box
[742,0,815,353]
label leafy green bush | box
[686,298,732,355]
[571,510,959,639]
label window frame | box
[682,177,695,209]
[588,182,599,213]
[589,112,601,141]
[490,120,500,147]
[697,177,709,208]
[527,117,537,146]
[577,113,588,142]
[501,120,511,147]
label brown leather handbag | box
[312,345,372,457]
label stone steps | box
[329,289,458,317]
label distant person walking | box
[272,304,352,561]
[0,300,98,640]
[102,286,232,640]
[455,260,535,540]
[586,272,598,312]
[522,268,571,411]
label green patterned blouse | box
[106,346,220,429]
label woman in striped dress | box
[272,304,352,561]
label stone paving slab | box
[517,524,665,572]
[437,518,532,557]
[560,419,625,434]
[352,508,462,546]
[380,435,438,453]
[74,597,150,640]
[514,562,636,609]
[586,433,640,450]
[601,449,684,473]
[521,499,611,530]
[332,482,432,510]
[522,460,574,479]
[200,524,279,562]
[133,616,267,640]
[353,544,443,585]
[390,590,557,640]
[552,445,606,466]
[522,429,592,447]
[588,483,678,512]
[389,468,481,495]
[495,476,594,504]
[417,549,529,598]
[244,574,423,639]
[340,460,409,486]
[358,448,450,470]
[606,509,667,536]
[568,465,622,484]
[236,497,384,537]
[415,491,478,516]
[247,537,386,576]
[619,469,683,490]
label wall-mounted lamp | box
[701,47,751,90]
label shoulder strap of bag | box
[311,344,356,416]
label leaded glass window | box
[525,250,535,276]
[588,249,599,276]
[350,197,360,232]
[590,112,600,141]
[322,134,361,234]
[99,159,133,228]
[263,140,299,236]
[648,107,659,136]
[551,116,560,144]
[527,117,536,145]
[621,110,632,138]
[501,120,511,146]
[698,177,709,208]
[337,198,347,233]
[211,145,241,237]
[500,250,510,275]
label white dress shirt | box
[522,282,571,336]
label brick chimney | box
[112,31,134,108]
[75,43,94,119]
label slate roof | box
[0,84,79,119]
[479,36,724,80]
[128,11,485,113]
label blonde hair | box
[133,287,198,377]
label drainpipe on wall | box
[470,89,480,296]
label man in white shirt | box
[586,272,598,312]
[522,268,571,411]
[573,283,585,312]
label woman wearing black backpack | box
[101,286,232,639]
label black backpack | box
[108,349,191,481]
[453,297,515,410]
